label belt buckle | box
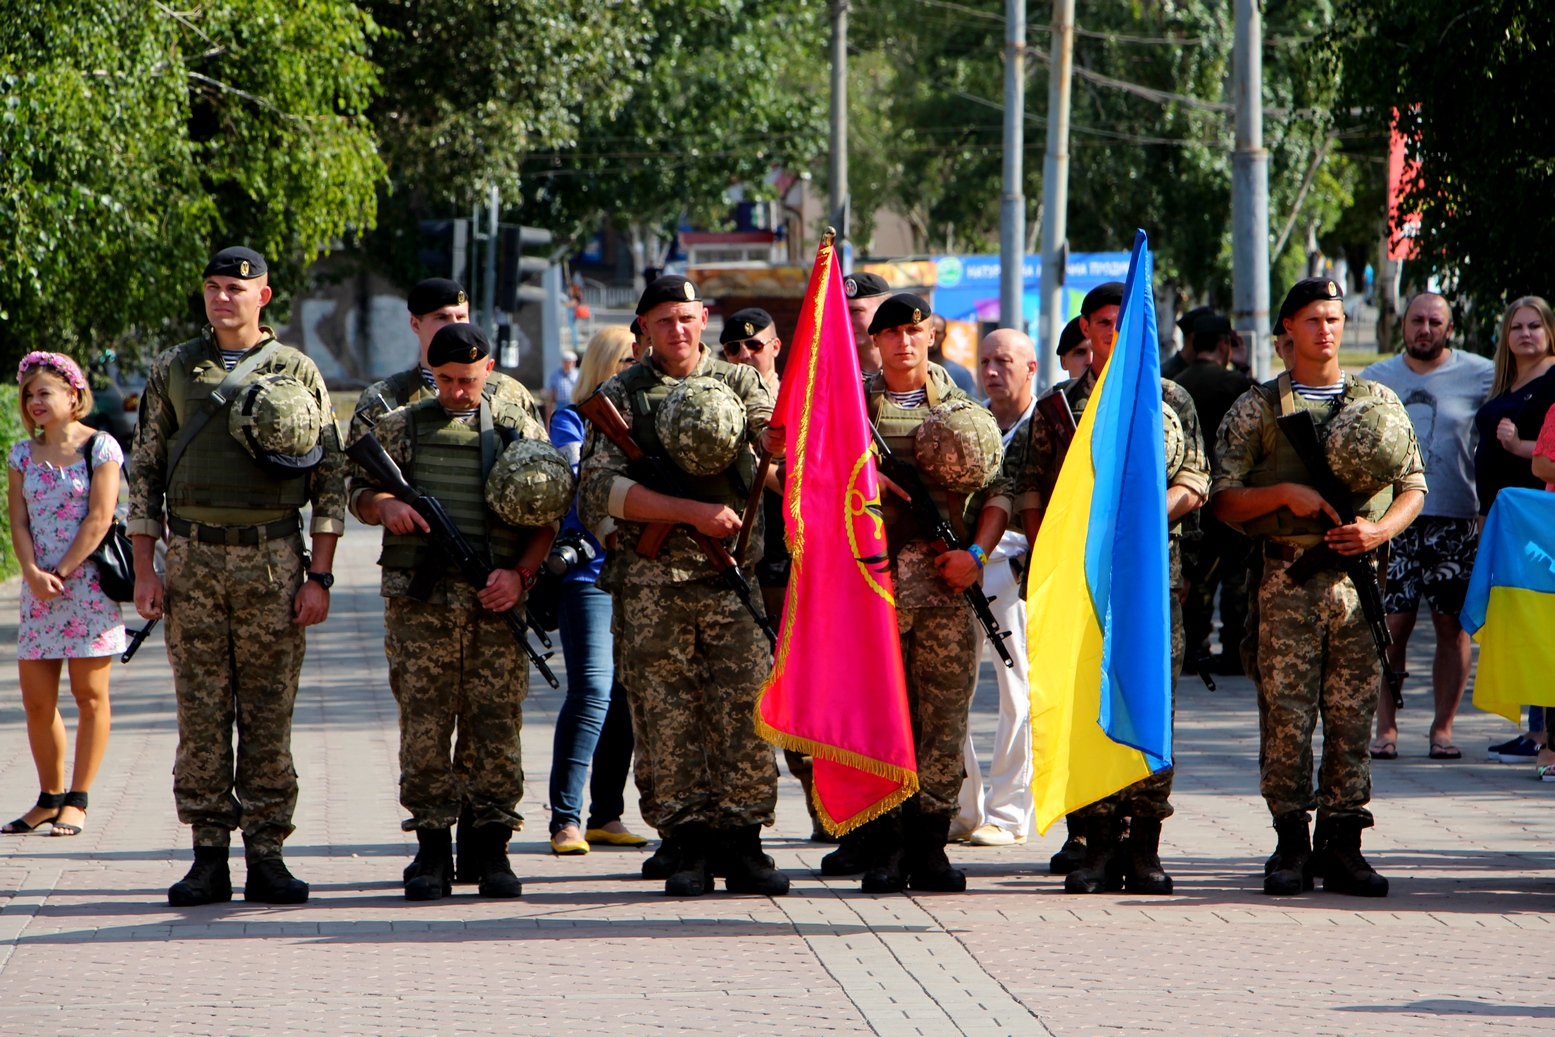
[224,526,242,547]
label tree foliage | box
[1336,0,1555,331]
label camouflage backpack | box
[914,398,1003,495]
[485,438,577,527]
[655,376,747,477]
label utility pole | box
[1232,0,1271,380]
[1037,0,1075,391]
[830,0,850,268]
[999,0,1026,333]
[482,184,500,334]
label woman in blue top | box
[547,326,646,854]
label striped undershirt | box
[421,368,437,391]
[219,349,246,371]
[884,387,928,408]
[1290,379,1345,402]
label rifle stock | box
[574,391,675,558]
[1036,388,1078,452]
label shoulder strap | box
[1276,372,1295,417]
[925,373,942,408]
[165,339,285,482]
[83,431,107,480]
[479,399,497,480]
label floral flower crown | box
[17,352,87,394]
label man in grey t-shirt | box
[1361,292,1493,761]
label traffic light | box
[498,226,554,310]
[416,219,471,283]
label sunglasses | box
[722,337,772,357]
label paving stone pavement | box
[0,521,1551,1036]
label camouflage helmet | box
[656,376,746,476]
[229,373,324,464]
[486,438,577,527]
[914,398,1003,495]
[1163,404,1185,481]
[1324,395,1415,497]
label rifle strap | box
[1276,372,1295,417]
[479,399,497,480]
[166,339,284,484]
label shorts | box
[1383,516,1478,616]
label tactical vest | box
[619,359,755,510]
[379,399,521,572]
[165,337,310,516]
[866,368,975,541]
[1242,373,1395,540]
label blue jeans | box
[548,581,634,833]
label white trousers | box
[954,557,1034,836]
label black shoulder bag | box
[82,432,135,602]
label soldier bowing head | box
[426,323,496,412]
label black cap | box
[844,272,891,300]
[720,308,774,344]
[427,323,491,367]
[1176,305,1214,336]
[1193,314,1234,338]
[407,278,467,316]
[1057,317,1086,356]
[629,317,643,338]
[1278,277,1345,326]
[1081,282,1125,318]
[203,247,267,280]
[868,293,932,335]
[635,275,701,315]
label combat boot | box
[454,804,479,884]
[820,824,872,876]
[860,813,906,894]
[473,824,523,898]
[904,809,966,894]
[1064,815,1122,894]
[1048,815,1086,875]
[722,825,790,896]
[404,827,454,901]
[1123,817,1173,895]
[1263,813,1314,896]
[1316,817,1389,897]
[664,822,715,897]
[168,846,232,907]
[642,833,680,880]
[244,856,309,904]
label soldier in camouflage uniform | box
[350,323,556,900]
[817,293,1012,895]
[577,275,788,898]
[1005,281,1210,895]
[1211,277,1425,898]
[130,247,346,907]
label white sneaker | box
[969,824,1027,847]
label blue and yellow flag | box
[1026,230,1173,835]
[1462,487,1555,725]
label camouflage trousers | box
[165,531,305,859]
[384,597,527,831]
[1255,553,1380,824]
[898,603,980,819]
[616,578,778,833]
[1074,544,1185,823]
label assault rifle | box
[574,390,778,650]
[867,425,1015,669]
[346,423,560,689]
[1274,409,1404,709]
[1035,387,1077,451]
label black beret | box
[1278,277,1345,326]
[868,293,932,335]
[427,322,491,367]
[203,246,267,280]
[636,275,701,315]
[629,317,643,337]
[1193,314,1234,338]
[1081,282,1126,318]
[1056,317,1086,356]
[844,272,892,300]
[720,308,774,344]
[407,278,467,316]
[1176,305,1213,336]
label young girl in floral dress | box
[3,353,123,836]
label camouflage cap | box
[655,376,746,477]
[485,438,577,527]
[1164,404,1185,481]
[229,373,323,460]
[1324,396,1415,497]
[914,398,1003,495]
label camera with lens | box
[545,529,598,577]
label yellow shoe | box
[551,831,590,855]
[585,827,649,847]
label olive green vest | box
[866,370,974,538]
[1243,373,1395,541]
[379,399,521,572]
[619,359,756,509]
[165,337,309,518]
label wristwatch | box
[306,571,335,591]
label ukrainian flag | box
[1461,487,1555,725]
[1026,230,1174,835]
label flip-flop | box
[1369,741,1398,760]
[1428,743,1462,760]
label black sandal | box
[2,792,66,834]
[50,791,88,837]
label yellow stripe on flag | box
[1471,585,1555,726]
